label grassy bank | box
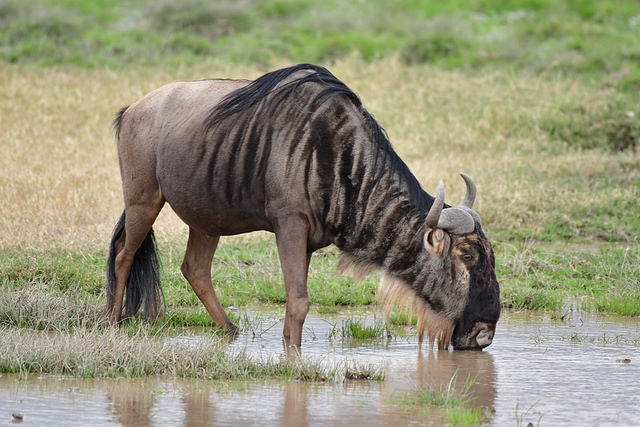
[2,240,639,320]
[498,243,640,315]
[0,323,383,381]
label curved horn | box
[460,173,476,209]
[426,181,445,228]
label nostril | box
[475,329,493,347]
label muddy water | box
[1,308,639,426]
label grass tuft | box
[394,374,484,426]
[328,318,390,340]
[344,361,385,381]
[388,310,418,326]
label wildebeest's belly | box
[156,137,272,236]
[167,197,272,236]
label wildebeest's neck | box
[323,115,434,272]
[199,64,436,273]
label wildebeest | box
[105,64,500,356]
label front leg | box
[274,215,312,358]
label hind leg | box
[110,197,164,324]
[181,227,237,333]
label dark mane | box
[203,63,431,211]
[203,64,360,131]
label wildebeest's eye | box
[461,252,475,264]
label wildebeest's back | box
[116,78,249,217]
[155,74,369,245]
[146,79,272,236]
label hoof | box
[227,322,240,336]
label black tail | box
[106,210,163,321]
[112,105,129,138]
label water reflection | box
[2,353,496,426]
[104,380,218,427]
[2,309,639,426]
[105,380,154,427]
[372,349,497,425]
[182,384,214,427]
[281,382,308,427]
[418,349,497,409]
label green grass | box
[328,318,390,340]
[3,0,640,91]
[2,240,639,319]
[446,407,484,427]
[0,241,377,325]
[388,311,418,326]
[498,243,640,315]
[394,375,485,426]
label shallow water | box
[1,308,639,426]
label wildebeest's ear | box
[424,228,451,257]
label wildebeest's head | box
[378,174,500,350]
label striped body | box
[121,70,429,256]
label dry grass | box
[0,63,262,249]
[0,282,384,380]
[0,324,383,380]
[0,57,638,250]
[0,280,101,329]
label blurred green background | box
[1,0,639,89]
